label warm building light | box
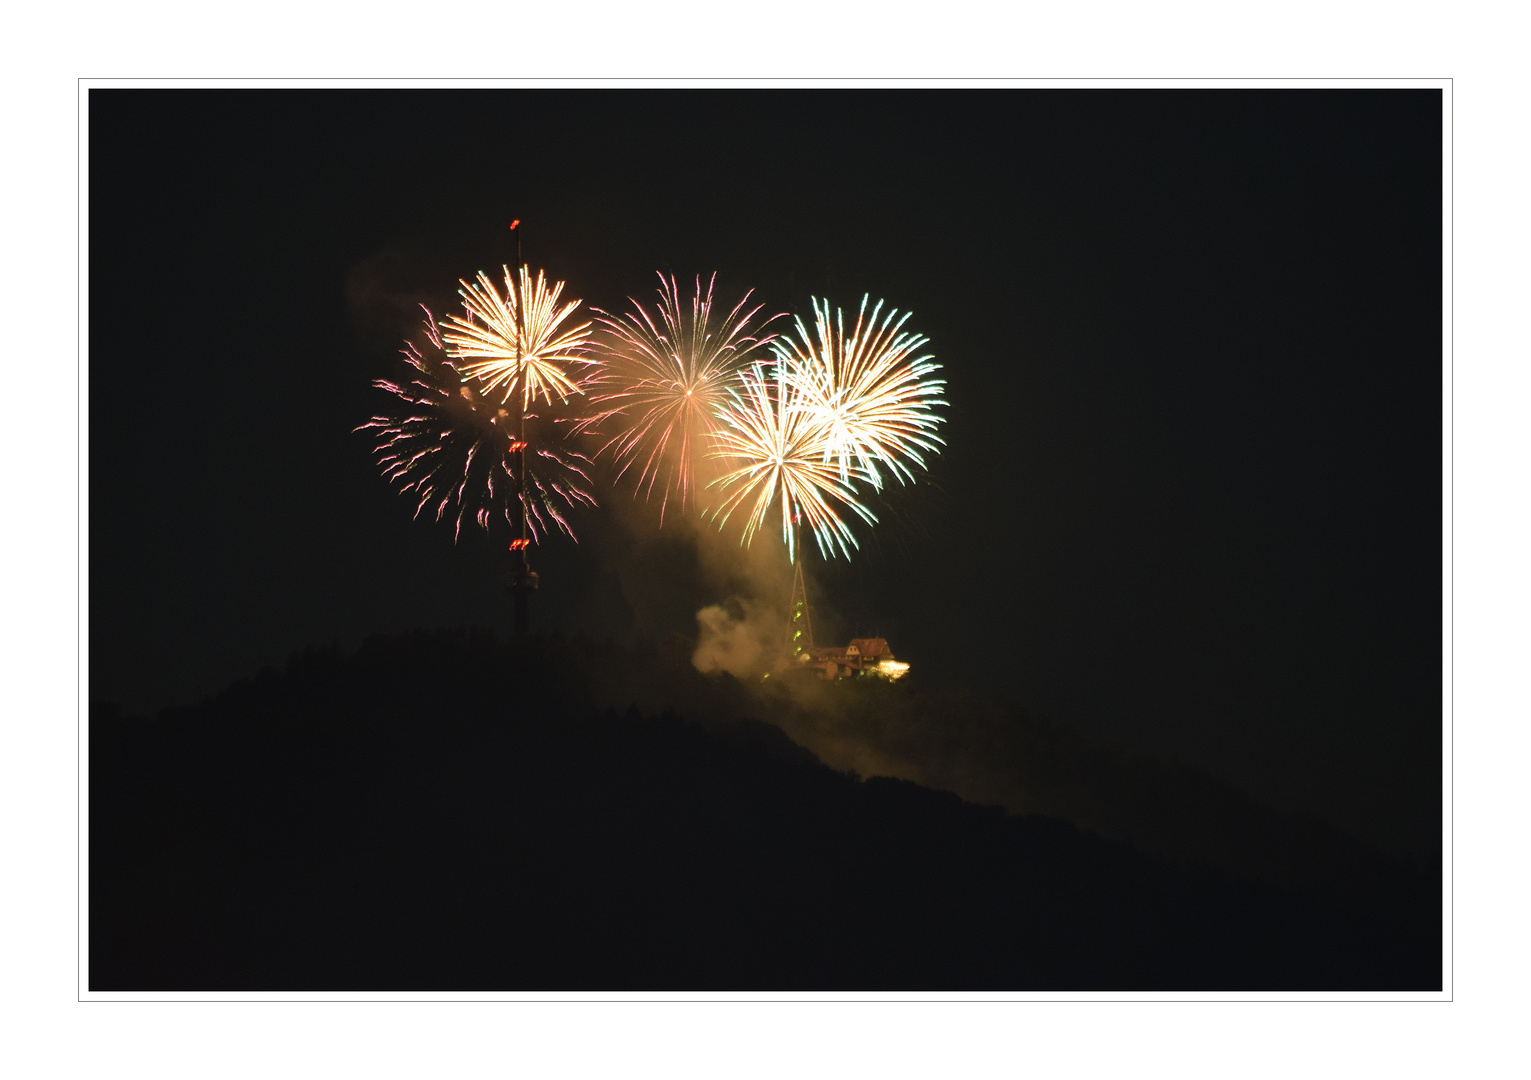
[876,659,910,681]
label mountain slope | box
[89,630,1439,990]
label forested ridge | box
[90,629,1440,990]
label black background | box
[89,89,1442,862]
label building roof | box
[848,638,891,659]
[805,645,850,662]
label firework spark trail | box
[775,295,946,491]
[587,273,781,521]
[356,309,598,543]
[709,359,876,562]
[438,265,596,408]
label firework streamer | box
[438,265,597,409]
[587,273,781,521]
[709,358,876,562]
[357,308,598,543]
[775,295,946,491]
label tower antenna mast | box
[787,514,814,661]
[506,219,538,636]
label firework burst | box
[438,265,596,408]
[357,309,598,543]
[707,294,946,562]
[588,273,780,520]
[775,295,946,491]
[709,359,876,562]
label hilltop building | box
[785,557,911,681]
[801,637,910,681]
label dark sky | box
[89,89,1442,862]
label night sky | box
[89,89,1442,863]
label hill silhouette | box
[90,629,1439,990]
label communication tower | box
[788,555,814,659]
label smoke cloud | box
[587,452,808,677]
[684,502,805,677]
[692,597,784,678]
